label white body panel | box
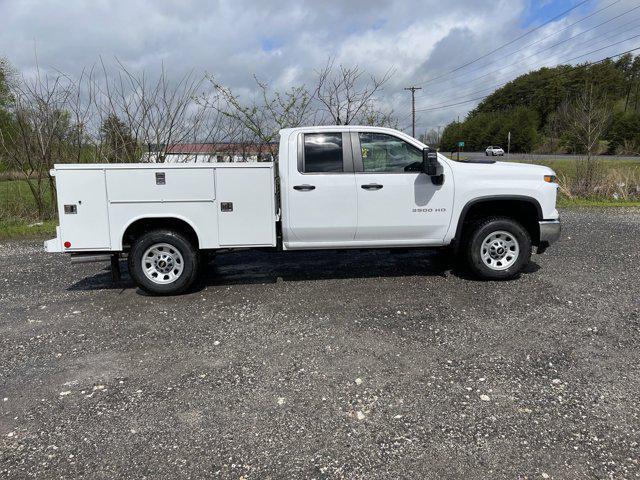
[442,160,559,243]
[55,169,110,250]
[47,163,276,252]
[286,174,358,242]
[353,170,453,242]
[215,167,277,246]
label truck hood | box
[449,158,555,177]
[492,161,555,175]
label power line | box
[413,45,640,113]
[419,0,593,86]
[505,0,623,55]
[414,15,640,109]
[415,43,640,113]
[414,33,640,112]
[414,1,639,99]
[400,3,637,120]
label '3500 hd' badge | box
[413,208,446,213]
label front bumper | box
[537,219,561,253]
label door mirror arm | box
[422,147,445,185]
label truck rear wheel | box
[128,229,199,295]
[465,216,531,280]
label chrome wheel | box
[141,243,184,284]
[480,230,519,271]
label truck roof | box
[279,126,428,148]
[51,162,274,171]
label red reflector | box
[64,241,71,248]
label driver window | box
[358,133,422,173]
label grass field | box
[0,178,55,219]
[0,160,639,240]
[0,179,57,239]
[518,157,639,177]
[0,219,56,240]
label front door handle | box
[293,184,316,191]
[361,183,383,190]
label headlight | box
[544,175,557,183]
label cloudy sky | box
[1,0,639,135]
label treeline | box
[0,58,396,219]
[439,54,640,154]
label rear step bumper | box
[44,227,63,253]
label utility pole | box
[404,86,422,138]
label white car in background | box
[486,146,505,156]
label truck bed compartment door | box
[216,167,276,246]
[57,169,110,250]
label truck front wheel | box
[465,217,531,280]
[128,229,199,295]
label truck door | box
[352,131,453,242]
[285,132,357,243]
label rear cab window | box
[299,132,355,173]
[302,133,343,173]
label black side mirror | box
[422,147,444,184]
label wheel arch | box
[454,195,543,246]
[120,215,201,250]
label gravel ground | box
[1,208,639,479]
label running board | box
[70,254,112,264]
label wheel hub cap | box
[481,231,520,271]
[142,243,184,284]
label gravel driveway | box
[1,208,639,479]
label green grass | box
[557,197,640,208]
[521,158,639,178]
[0,219,56,240]
[0,178,54,219]
[0,178,57,239]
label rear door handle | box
[293,184,316,191]
[361,183,383,190]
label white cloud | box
[0,0,637,135]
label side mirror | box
[422,147,444,184]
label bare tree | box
[314,60,394,125]
[205,74,314,160]
[557,85,611,195]
[422,128,440,147]
[0,68,81,218]
[92,60,227,162]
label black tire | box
[464,216,532,280]
[128,229,200,295]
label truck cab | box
[45,126,561,295]
[279,127,454,249]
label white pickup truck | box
[45,126,560,294]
